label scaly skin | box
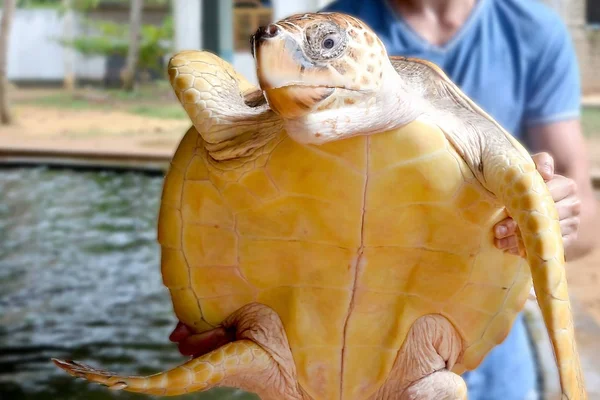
[52,341,270,396]
[484,153,585,400]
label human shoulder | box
[495,0,581,130]
[491,0,570,45]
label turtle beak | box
[252,24,334,118]
[253,24,306,90]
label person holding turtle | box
[169,1,597,399]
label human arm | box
[493,10,596,261]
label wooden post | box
[122,0,144,91]
[62,0,76,92]
[202,0,234,62]
[0,0,16,125]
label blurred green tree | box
[0,0,16,125]
[15,0,100,10]
[60,4,173,89]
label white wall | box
[3,1,335,84]
[4,9,105,82]
[172,0,201,52]
[271,0,334,20]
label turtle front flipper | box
[482,149,586,400]
[398,56,586,399]
[52,340,269,396]
[167,50,283,161]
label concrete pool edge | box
[0,147,171,174]
[2,146,599,188]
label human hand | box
[494,152,581,256]
[169,321,233,358]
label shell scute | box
[267,137,365,207]
[169,288,204,325]
[161,248,189,289]
[453,284,509,315]
[220,183,260,212]
[171,127,198,171]
[368,152,463,207]
[256,286,350,349]
[406,251,473,303]
[442,303,493,343]
[236,196,362,248]
[368,120,447,172]
[182,224,236,267]
[239,238,354,289]
[185,155,210,181]
[469,251,523,288]
[200,294,256,326]
[161,167,184,208]
[190,266,256,298]
[157,206,182,249]
[239,169,279,199]
[482,311,515,346]
[181,181,233,227]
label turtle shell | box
[157,118,531,400]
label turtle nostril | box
[256,24,280,40]
[251,24,280,53]
[265,24,279,37]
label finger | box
[169,322,193,343]
[495,235,519,250]
[177,327,233,357]
[494,218,517,239]
[546,176,577,203]
[557,199,582,221]
[559,216,580,238]
[563,233,578,254]
[507,247,520,256]
[531,152,554,181]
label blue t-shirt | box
[322,0,581,143]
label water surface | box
[0,167,256,399]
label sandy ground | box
[566,194,600,323]
[0,105,189,157]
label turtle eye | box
[322,34,338,50]
[304,22,347,62]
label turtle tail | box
[484,154,586,400]
[52,340,272,396]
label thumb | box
[531,152,554,181]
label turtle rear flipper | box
[53,304,304,398]
[52,340,269,396]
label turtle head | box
[252,12,391,120]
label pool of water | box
[0,167,257,400]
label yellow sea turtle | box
[53,11,586,400]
